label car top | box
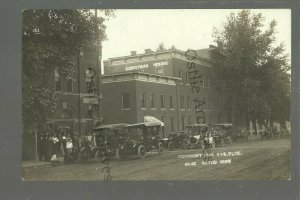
[186,123,208,128]
[93,123,129,130]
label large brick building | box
[102,47,229,136]
[47,45,103,136]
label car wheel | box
[201,141,205,149]
[158,142,164,155]
[168,141,175,151]
[95,149,105,162]
[138,145,146,159]
[182,140,188,150]
[227,137,232,145]
[220,138,225,147]
[211,141,216,149]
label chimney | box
[144,49,152,54]
[131,51,137,56]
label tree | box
[212,10,290,132]
[22,9,114,131]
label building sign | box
[125,61,169,72]
[83,97,98,104]
[125,64,148,71]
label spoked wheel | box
[211,141,216,149]
[167,141,175,151]
[182,140,189,150]
[138,145,146,159]
[158,142,164,155]
[95,149,106,162]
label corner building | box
[102,47,229,136]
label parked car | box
[77,123,128,163]
[210,123,233,147]
[122,121,164,159]
[231,126,249,142]
[160,131,188,150]
[182,124,209,150]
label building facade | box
[102,47,229,136]
[47,45,103,136]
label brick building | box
[102,47,229,136]
[47,45,103,136]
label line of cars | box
[76,117,250,163]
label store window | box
[170,116,175,132]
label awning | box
[144,115,164,126]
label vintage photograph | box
[21,9,291,181]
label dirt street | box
[21,137,290,181]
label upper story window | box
[150,94,155,108]
[66,77,73,93]
[55,69,62,92]
[155,66,164,75]
[179,71,183,83]
[122,92,130,109]
[187,96,191,109]
[85,67,96,93]
[181,96,185,109]
[186,72,190,84]
[141,93,146,108]
[160,95,165,108]
[169,96,174,109]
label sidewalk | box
[22,160,52,168]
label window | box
[155,67,164,75]
[160,95,165,108]
[181,96,185,109]
[122,93,130,109]
[187,96,191,109]
[186,72,190,84]
[202,75,205,87]
[85,67,96,93]
[188,115,193,125]
[161,116,166,136]
[141,93,146,108]
[55,70,61,92]
[181,115,185,131]
[150,94,155,108]
[179,71,183,83]
[207,76,210,87]
[169,96,174,109]
[170,116,175,132]
[66,77,73,93]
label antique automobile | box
[231,126,249,142]
[160,131,188,151]
[182,124,209,150]
[77,123,128,163]
[209,123,233,147]
[119,116,164,159]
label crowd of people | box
[37,129,76,164]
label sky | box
[101,9,291,63]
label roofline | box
[103,49,214,64]
[101,71,181,81]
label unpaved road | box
[22,137,290,181]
